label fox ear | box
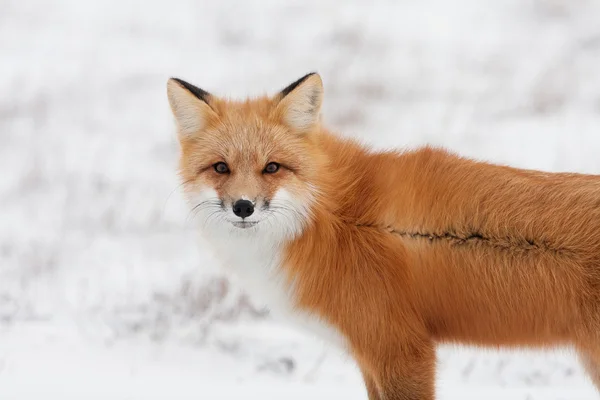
[167,78,218,136]
[274,72,323,133]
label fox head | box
[167,73,326,241]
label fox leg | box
[357,339,436,400]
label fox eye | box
[213,162,229,174]
[263,162,280,174]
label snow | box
[1,0,600,398]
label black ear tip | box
[280,72,320,98]
[169,77,210,103]
[170,77,191,87]
[168,77,186,87]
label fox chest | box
[207,236,345,348]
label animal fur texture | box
[167,72,600,399]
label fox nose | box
[232,199,254,218]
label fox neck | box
[301,130,390,231]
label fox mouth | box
[232,221,259,229]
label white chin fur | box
[186,186,345,350]
[187,187,311,242]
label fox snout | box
[232,199,254,218]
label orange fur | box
[168,73,600,399]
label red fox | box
[167,72,600,399]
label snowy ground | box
[1,0,600,398]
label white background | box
[1,0,600,398]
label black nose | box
[232,199,254,218]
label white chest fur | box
[205,233,346,349]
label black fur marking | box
[355,223,571,255]
[171,78,210,104]
[280,72,317,98]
